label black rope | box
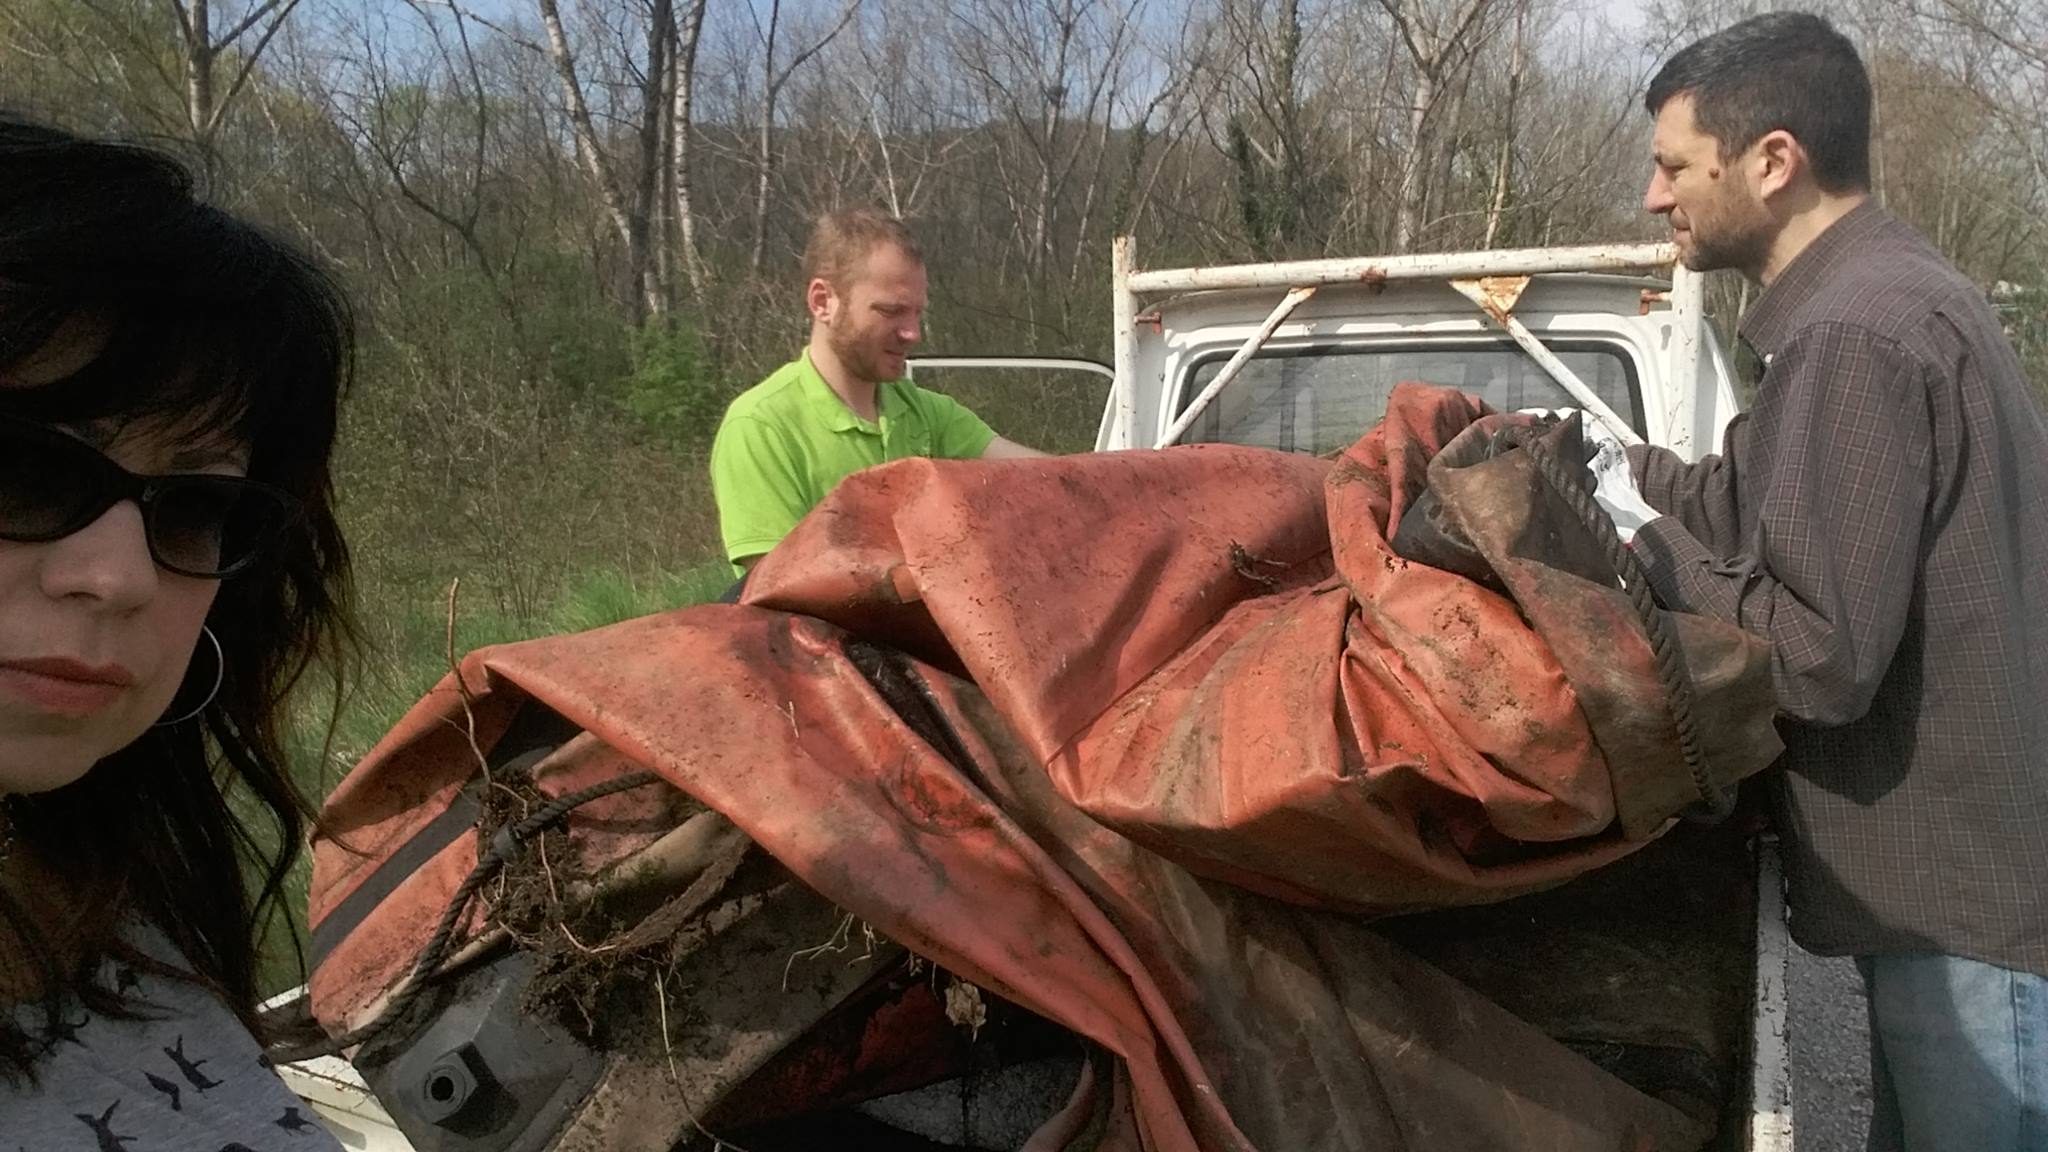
[1516,423,1735,819]
[269,770,665,1066]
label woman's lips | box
[0,658,134,717]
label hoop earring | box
[156,625,224,728]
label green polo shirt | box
[710,348,998,567]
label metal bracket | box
[1450,276,1642,446]
[1155,285,1318,449]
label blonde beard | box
[824,325,898,387]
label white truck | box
[282,239,1793,1152]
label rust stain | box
[1462,276,1531,326]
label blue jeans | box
[1859,952,2048,1152]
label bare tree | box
[535,0,677,319]
[633,0,676,316]
[671,0,710,301]
[165,0,304,158]
[313,1,535,334]
[947,0,1147,291]
[537,0,634,250]
[746,0,862,275]
[1482,0,1528,247]
[13,0,305,159]
[1212,0,1319,256]
[1903,0,2048,196]
[1374,0,1499,251]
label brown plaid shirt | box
[1629,202,2048,977]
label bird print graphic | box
[144,1070,183,1111]
[73,1101,135,1152]
[165,1035,222,1090]
[44,1011,88,1047]
[275,1106,319,1135]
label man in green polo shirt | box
[711,208,1044,572]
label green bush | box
[619,317,738,448]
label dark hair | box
[0,116,357,1077]
[1644,12,1872,193]
[801,206,924,291]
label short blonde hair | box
[802,207,923,291]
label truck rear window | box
[1177,340,1643,454]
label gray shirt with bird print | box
[2,939,341,1152]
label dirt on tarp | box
[746,383,1781,910]
[308,383,1784,1151]
[468,729,722,1048]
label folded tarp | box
[309,383,1781,1150]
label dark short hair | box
[1645,12,1872,193]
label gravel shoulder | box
[1790,946,1873,1152]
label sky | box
[360,0,1676,116]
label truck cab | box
[1101,240,1740,459]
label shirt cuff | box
[1625,443,1651,482]
[1629,516,1714,612]
[960,426,999,459]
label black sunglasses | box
[0,415,299,579]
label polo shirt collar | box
[799,346,906,434]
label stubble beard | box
[1681,193,1774,279]
[826,322,894,387]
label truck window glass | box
[1178,341,1643,454]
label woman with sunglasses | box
[1,116,354,1149]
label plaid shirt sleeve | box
[1631,320,1936,727]
[1630,415,1753,556]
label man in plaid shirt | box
[1587,13,2048,1150]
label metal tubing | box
[1155,286,1318,448]
[1112,237,1140,448]
[908,357,1114,380]
[1666,264,1707,456]
[1128,243,1678,295]
[1450,278,1643,446]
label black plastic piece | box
[357,950,607,1152]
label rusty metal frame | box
[1156,286,1318,448]
[1112,237,1141,447]
[1111,238,1702,451]
[1449,276,1642,446]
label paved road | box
[1789,946,1873,1152]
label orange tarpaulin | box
[309,384,1781,1150]
[745,383,1779,911]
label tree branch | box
[210,0,291,52]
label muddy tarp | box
[743,382,1780,910]
[309,383,1782,1151]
